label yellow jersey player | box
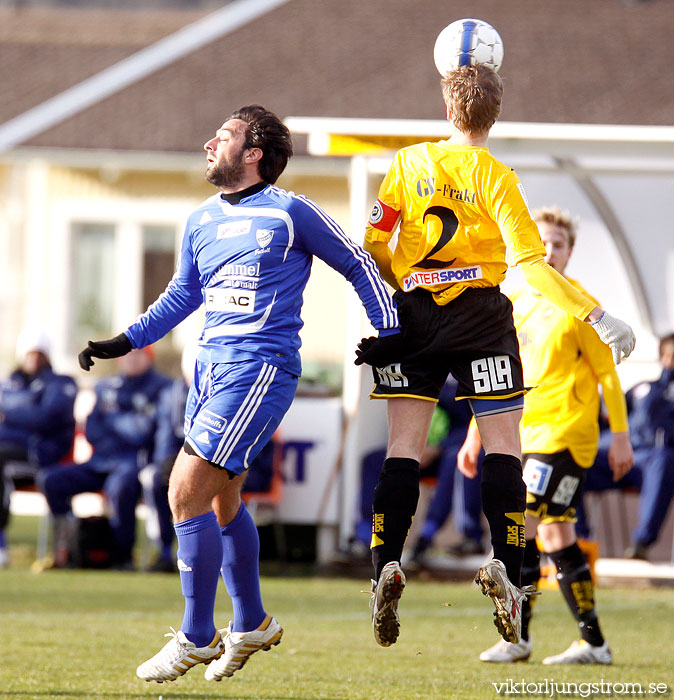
[459,206,634,665]
[354,65,635,648]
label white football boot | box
[475,559,538,644]
[480,636,533,662]
[542,639,612,665]
[370,561,406,647]
[136,627,224,682]
[204,614,283,681]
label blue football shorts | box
[184,356,297,475]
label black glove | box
[354,332,405,367]
[78,333,133,371]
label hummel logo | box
[177,559,192,572]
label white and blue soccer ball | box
[433,18,504,75]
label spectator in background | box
[579,333,674,560]
[411,376,485,566]
[623,333,674,559]
[141,347,194,573]
[40,347,170,569]
[0,327,77,568]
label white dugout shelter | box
[284,116,674,552]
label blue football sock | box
[220,502,266,633]
[0,530,6,548]
[174,511,222,647]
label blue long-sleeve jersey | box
[85,368,172,461]
[125,184,399,376]
[0,366,77,465]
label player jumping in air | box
[79,105,400,683]
[354,66,635,647]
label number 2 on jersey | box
[415,205,459,269]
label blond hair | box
[441,64,503,135]
[532,206,577,248]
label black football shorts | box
[523,450,588,524]
[370,286,526,402]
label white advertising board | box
[276,395,344,525]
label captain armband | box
[368,199,400,233]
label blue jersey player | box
[78,105,400,684]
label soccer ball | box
[433,18,504,75]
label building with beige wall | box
[0,149,360,389]
[2,0,673,381]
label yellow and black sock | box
[481,453,526,586]
[370,457,420,581]
[548,542,604,647]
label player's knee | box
[537,521,576,552]
[168,466,208,522]
[213,477,246,526]
[167,477,187,521]
[472,397,523,455]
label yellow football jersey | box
[511,279,628,467]
[365,140,546,305]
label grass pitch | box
[2,520,674,699]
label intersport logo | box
[403,265,482,291]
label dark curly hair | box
[228,105,293,184]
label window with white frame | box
[63,199,191,361]
[71,221,115,350]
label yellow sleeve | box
[600,372,629,433]
[575,318,629,433]
[519,256,597,320]
[364,240,398,289]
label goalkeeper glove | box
[354,332,404,367]
[590,311,636,365]
[78,333,133,371]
